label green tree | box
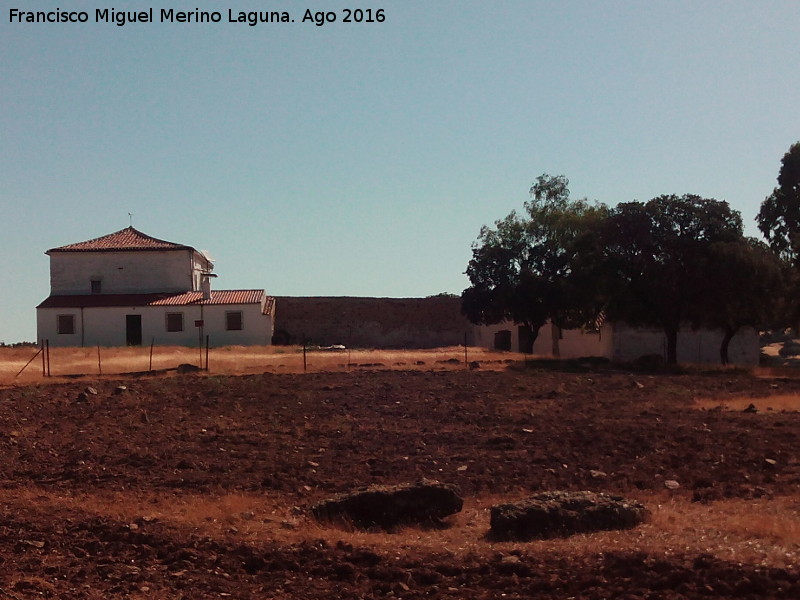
[462,175,607,353]
[757,142,800,264]
[592,194,744,364]
[699,238,784,364]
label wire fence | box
[3,336,500,384]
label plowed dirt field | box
[1,366,799,598]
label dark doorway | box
[126,314,142,346]
[494,329,512,351]
[518,325,534,354]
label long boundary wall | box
[273,296,474,348]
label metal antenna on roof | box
[128,212,134,227]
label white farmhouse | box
[36,227,275,347]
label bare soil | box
[1,365,799,598]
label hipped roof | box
[47,227,194,253]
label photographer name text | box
[7,7,386,27]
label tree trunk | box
[551,322,561,358]
[665,327,678,365]
[719,326,737,366]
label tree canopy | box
[757,142,800,264]
[697,238,784,363]
[461,175,607,352]
[464,179,784,365]
[589,194,744,364]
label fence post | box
[464,332,468,368]
[97,344,102,375]
[46,339,51,377]
[303,334,307,372]
[149,338,155,372]
[205,335,210,371]
[41,339,46,376]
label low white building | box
[475,320,759,366]
[37,227,275,347]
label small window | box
[166,312,184,332]
[57,314,75,335]
[91,279,102,294]
[226,311,243,331]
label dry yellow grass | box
[5,486,798,569]
[0,344,528,386]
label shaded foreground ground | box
[1,367,800,598]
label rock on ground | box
[311,480,463,530]
[490,490,648,541]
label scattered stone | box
[311,479,463,530]
[489,491,648,541]
[456,465,468,472]
[114,385,128,395]
[436,358,462,365]
[177,363,201,373]
[469,361,481,370]
[664,480,681,490]
[589,469,608,479]
[74,392,89,403]
[743,403,758,413]
[765,458,777,466]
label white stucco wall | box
[49,250,196,295]
[474,321,613,359]
[475,320,759,366]
[611,324,759,366]
[37,302,273,348]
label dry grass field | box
[0,345,518,386]
[1,347,799,598]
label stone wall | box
[273,296,474,349]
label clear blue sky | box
[2,1,799,343]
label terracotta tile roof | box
[37,290,272,309]
[47,227,193,253]
[149,290,268,306]
[262,296,276,316]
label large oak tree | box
[462,175,607,353]
[590,194,745,364]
